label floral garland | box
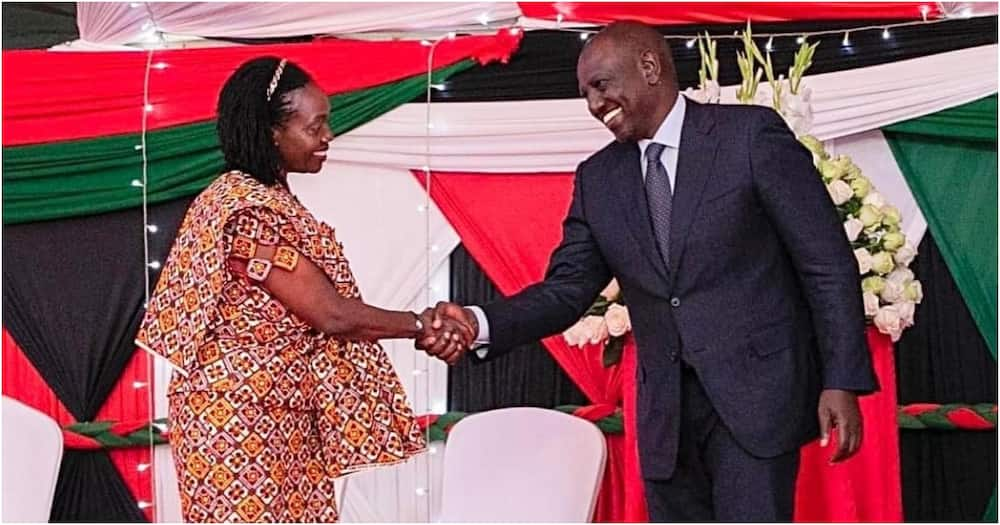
[566,24,921,355]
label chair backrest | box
[2,396,64,522]
[439,407,607,522]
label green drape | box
[884,94,998,523]
[2,60,472,224]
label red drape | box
[2,29,521,146]
[2,329,157,521]
[518,2,941,25]
[795,327,903,522]
[418,170,901,522]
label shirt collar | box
[638,94,686,163]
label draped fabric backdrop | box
[2,8,996,522]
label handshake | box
[414,302,479,365]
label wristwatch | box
[413,312,424,333]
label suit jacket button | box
[670,297,681,307]
[670,351,679,362]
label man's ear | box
[639,49,662,85]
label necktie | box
[644,142,673,266]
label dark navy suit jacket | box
[480,100,878,480]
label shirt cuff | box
[466,305,491,358]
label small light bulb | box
[137,463,151,472]
[132,381,148,389]
[447,32,456,40]
[152,62,168,70]
[579,32,589,41]
[842,32,851,47]
[686,39,696,48]
[796,36,806,44]
[146,224,159,233]
[882,28,891,40]
[765,37,774,52]
[144,104,154,113]
[148,261,161,270]
[131,179,144,187]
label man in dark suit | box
[419,21,878,521]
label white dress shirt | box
[468,96,689,353]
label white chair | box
[439,407,607,522]
[2,396,64,522]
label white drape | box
[76,2,522,45]
[327,45,998,172]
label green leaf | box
[603,337,625,368]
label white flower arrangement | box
[727,24,922,341]
[562,279,630,366]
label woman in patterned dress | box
[136,57,473,522]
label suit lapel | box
[668,101,719,277]
[612,143,671,286]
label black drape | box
[896,232,998,522]
[431,17,998,102]
[2,2,78,50]
[447,244,587,411]
[2,196,193,522]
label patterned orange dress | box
[137,171,426,522]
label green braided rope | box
[64,418,169,449]
[60,402,994,450]
[898,403,997,430]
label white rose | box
[844,218,864,242]
[850,176,872,199]
[871,251,895,275]
[854,247,873,274]
[881,205,901,227]
[826,180,854,205]
[874,305,905,342]
[862,275,886,295]
[862,191,887,209]
[863,292,880,317]
[894,242,918,266]
[604,303,632,337]
[600,279,621,301]
[896,301,916,326]
[858,205,883,227]
[880,279,907,303]
[886,267,915,286]
[882,231,905,251]
[904,281,924,303]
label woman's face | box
[272,82,333,174]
